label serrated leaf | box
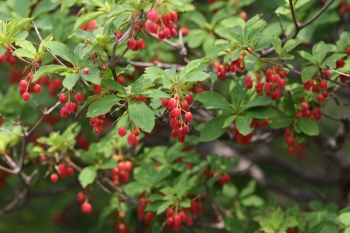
[269,114,294,129]
[297,117,319,136]
[194,91,230,109]
[299,51,317,64]
[33,65,70,82]
[101,79,126,94]
[42,41,75,64]
[62,73,79,90]
[81,66,101,84]
[86,95,120,118]
[301,66,318,83]
[199,115,229,142]
[78,166,97,188]
[128,101,155,133]
[236,114,253,136]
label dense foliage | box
[1,0,350,232]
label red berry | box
[22,92,30,101]
[347,47,350,56]
[240,11,248,21]
[166,217,174,226]
[118,162,127,171]
[170,108,181,118]
[313,108,322,120]
[118,126,127,137]
[278,79,286,88]
[184,112,193,123]
[166,208,174,217]
[93,84,101,94]
[170,11,178,21]
[180,27,189,36]
[76,192,85,202]
[74,92,84,104]
[136,39,145,50]
[161,98,169,107]
[184,94,193,104]
[317,94,324,103]
[34,84,41,94]
[147,9,158,22]
[168,98,178,109]
[301,102,309,110]
[50,173,58,182]
[124,161,132,171]
[83,68,89,74]
[127,39,137,51]
[323,70,330,79]
[59,93,68,104]
[81,202,92,214]
[163,28,171,38]
[319,80,327,90]
[174,215,182,225]
[133,127,140,136]
[19,80,27,89]
[0,54,3,63]
[127,134,137,145]
[60,107,69,117]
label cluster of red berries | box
[284,128,304,155]
[49,162,75,182]
[111,160,132,183]
[118,126,140,147]
[38,76,62,95]
[214,55,245,81]
[246,67,287,100]
[144,9,178,39]
[76,191,93,214]
[19,73,41,101]
[127,38,146,51]
[161,93,193,142]
[0,50,16,66]
[216,174,231,184]
[59,92,84,117]
[165,205,197,231]
[89,114,106,135]
[296,102,322,120]
[303,78,328,103]
[137,195,153,224]
[339,2,350,14]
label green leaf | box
[229,25,243,42]
[32,0,60,17]
[225,216,244,233]
[269,114,294,129]
[339,213,350,226]
[62,73,80,90]
[128,101,155,133]
[179,58,210,80]
[312,41,327,64]
[100,158,118,170]
[33,65,70,82]
[297,117,319,136]
[301,66,318,83]
[86,95,120,118]
[278,97,296,116]
[242,96,273,110]
[78,166,97,188]
[183,71,210,83]
[7,18,33,37]
[13,48,35,59]
[239,180,256,198]
[224,48,242,63]
[223,115,237,128]
[199,115,229,142]
[69,29,95,42]
[101,79,126,94]
[42,41,75,64]
[207,43,232,59]
[230,77,247,110]
[236,114,253,136]
[180,198,191,208]
[299,51,317,64]
[282,39,303,54]
[194,91,230,109]
[245,106,276,119]
[81,66,101,84]
[271,35,282,56]
[74,11,104,31]
[241,195,264,207]
[156,201,173,215]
